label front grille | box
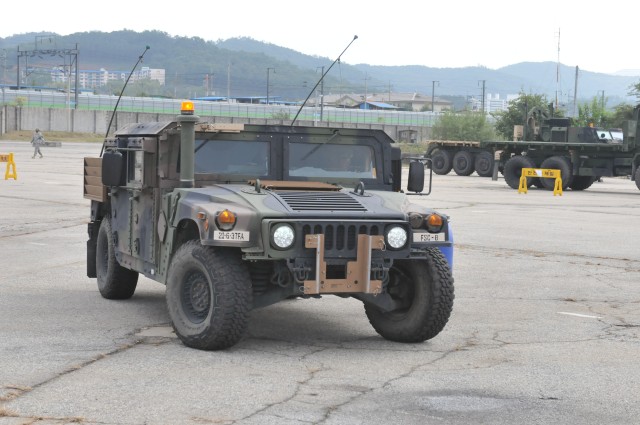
[276,191,367,212]
[301,223,382,255]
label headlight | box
[386,225,408,249]
[271,223,295,249]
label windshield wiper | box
[299,129,339,161]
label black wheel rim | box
[181,270,211,323]
[385,267,415,316]
[477,158,489,173]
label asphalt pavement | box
[0,140,639,425]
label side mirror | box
[102,151,125,187]
[407,161,425,193]
[405,158,433,196]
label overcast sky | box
[1,0,637,75]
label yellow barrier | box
[518,168,562,196]
[1,153,18,180]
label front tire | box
[503,155,536,189]
[96,215,138,300]
[364,248,454,343]
[166,241,252,350]
[540,156,572,190]
[569,176,596,191]
[635,167,640,191]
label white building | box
[51,66,166,89]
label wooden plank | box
[84,157,102,167]
[83,156,105,202]
[84,176,102,186]
[84,166,101,177]
[84,184,106,202]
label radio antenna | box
[100,45,150,156]
[290,35,358,127]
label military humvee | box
[84,102,454,350]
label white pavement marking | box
[557,312,602,319]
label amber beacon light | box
[181,101,195,115]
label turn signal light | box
[216,209,236,230]
[426,214,444,232]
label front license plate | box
[213,231,250,241]
[413,232,445,243]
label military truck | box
[83,102,455,350]
[425,105,640,192]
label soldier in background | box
[31,128,45,158]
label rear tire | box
[96,215,138,300]
[364,249,454,343]
[452,150,475,176]
[540,156,572,190]
[569,176,596,191]
[166,241,252,350]
[635,167,640,191]
[430,149,453,175]
[474,151,494,177]
[503,155,536,189]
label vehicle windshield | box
[194,139,270,175]
[288,142,376,179]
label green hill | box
[1,30,637,107]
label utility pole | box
[573,66,579,118]
[317,66,325,122]
[555,28,561,112]
[363,73,371,109]
[266,67,275,105]
[431,80,439,113]
[16,37,79,108]
[0,49,6,107]
[227,61,231,100]
[478,80,486,114]
[0,49,6,85]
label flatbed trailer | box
[425,105,640,192]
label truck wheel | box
[166,241,252,350]
[452,150,475,176]
[540,156,572,190]
[364,248,454,343]
[569,176,596,191]
[503,155,536,189]
[430,149,453,175]
[635,167,640,190]
[96,215,138,300]
[474,151,494,177]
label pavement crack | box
[458,242,639,266]
[0,220,88,239]
[2,340,144,403]
[231,347,330,424]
